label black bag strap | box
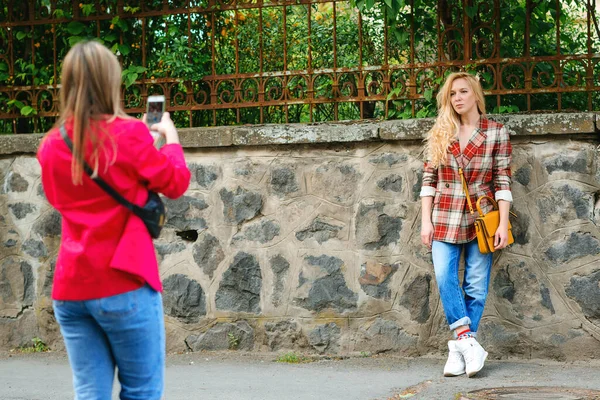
[59,124,145,215]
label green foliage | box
[0,0,596,133]
[17,337,49,353]
[275,352,311,363]
[227,332,239,350]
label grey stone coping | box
[0,112,597,155]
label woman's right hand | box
[149,112,180,145]
[421,220,434,249]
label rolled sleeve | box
[420,186,436,197]
[493,126,512,194]
[420,161,438,197]
[495,189,513,203]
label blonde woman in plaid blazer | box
[420,72,512,378]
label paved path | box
[2,352,600,399]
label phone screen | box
[146,95,165,127]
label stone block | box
[186,320,254,351]
[178,126,233,148]
[308,322,340,354]
[478,320,530,359]
[490,112,596,136]
[189,163,220,189]
[293,254,357,313]
[264,320,307,351]
[295,216,344,244]
[351,318,419,355]
[32,209,61,237]
[535,228,600,271]
[355,200,403,251]
[270,166,300,197]
[232,218,281,244]
[162,274,207,323]
[215,252,262,313]
[232,121,379,146]
[0,257,35,318]
[359,261,399,301]
[8,202,37,220]
[270,254,290,308]
[379,118,434,140]
[368,152,409,168]
[22,238,48,258]
[398,274,432,324]
[219,187,263,225]
[527,181,597,237]
[565,269,600,323]
[164,194,209,231]
[490,256,563,328]
[192,233,225,279]
[310,161,362,206]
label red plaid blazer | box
[421,118,512,244]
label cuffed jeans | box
[53,284,165,400]
[432,239,493,336]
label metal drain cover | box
[464,386,600,400]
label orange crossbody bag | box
[459,168,516,254]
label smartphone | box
[146,95,165,128]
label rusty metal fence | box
[1,0,599,133]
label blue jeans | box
[432,240,493,336]
[53,284,165,400]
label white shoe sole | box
[444,370,466,377]
[466,351,488,378]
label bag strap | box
[59,124,144,215]
[460,168,518,219]
[458,167,475,215]
[476,195,498,215]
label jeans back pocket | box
[98,288,139,317]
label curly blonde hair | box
[425,72,486,168]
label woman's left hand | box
[494,222,510,250]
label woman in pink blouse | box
[37,40,190,399]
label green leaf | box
[424,88,433,101]
[16,31,28,40]
[124,73,138,87]
[104,33,118,43]
[0,62,8,72]
[465,6,477,19]
[67,21,86,35]
[118,44,131,55]
[116,19,128,31]
[20,106,36,116]
[68,36,84,46]
[366,0,375,9]
[8,100,25,109]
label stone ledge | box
[0,112,596,155]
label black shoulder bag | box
[60,125,166,239]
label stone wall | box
[1,113,599,361]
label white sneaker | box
[456,337,488,377]
[443,340,466,377]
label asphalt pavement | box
[2,351,600,399]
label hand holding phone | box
[144,111,180,147]
[146,95,165,133]
[145,95,166,147]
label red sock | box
[456,327,471,339]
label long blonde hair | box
[57,40,129,184]
[424,72,486,168]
